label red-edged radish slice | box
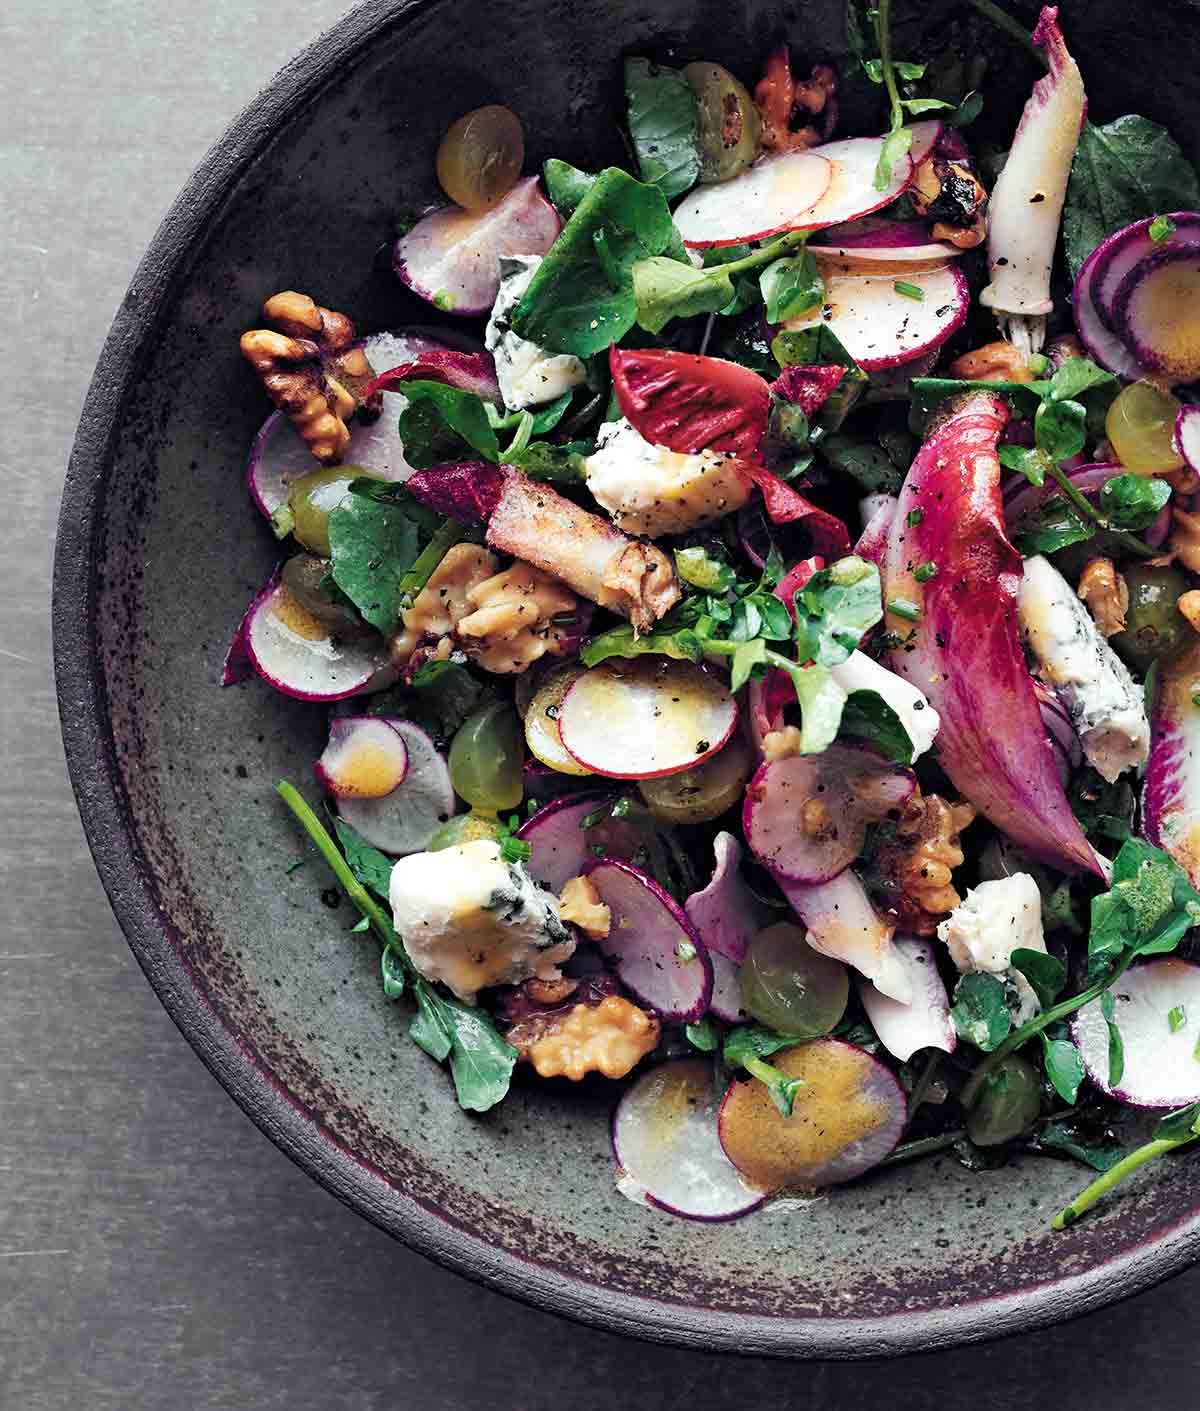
[1115,252,1200,382]
[336,721,455,855]
[782,264,968,370]
[558,659,738,780]
[516,793,643,893]
[780,869,912,1003]
[613,1059,766,1221]
[684,832,767,965]
[393,176,561,316]
[673,149,832,248]
[904,119,943,167]
[1072,958,1200,1108]
[1175,405,1200,474]
[743,746,916,885]
[221,606,254,686]
[582,858,713,1021]
[241,574,391,702]
[314,717,409,800]
[717,1038,906,1189]
[523,665,591,776]
[709,952,749,1025]
[1091,214,1200,333]
[1072,239,1149,381]
[790,132,919,230]
[858,935,956,1062]
[1143,637,1200,888]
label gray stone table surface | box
[3,1,1198,1405]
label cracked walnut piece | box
[455,561,578,674]
[522,996,661,1081]
[390,543,498,666]
[558,876,611,940]
[240,291,377,464]
[1179,589,1200,633]
[754,46,835,152]
[948,340,1033,384]
[1077,557,1129,637]
[872,791,977,935]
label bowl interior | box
[57,0,1200,1357]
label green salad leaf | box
[623,58,701,200]
[760,248,825,323]
[543,158,595,220]
[1098,473,1171,530]
[951,972,1012,1052]
[395,380,500,468]
[327,486,421,633]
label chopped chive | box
[1169,1005,1187,1033]
[1192,687,1200,708]
[1193,1032,1200,1062]
[888,595,922,622]
[894,280,925,301]
[1150,214,1177,243]
[285,858,306,875]
[914,561,938,583]
[906,507,924,528]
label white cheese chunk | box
[583,418,753,538]
[829,649,941,759]
[938,872,1046,1025]
[389,839,575,1003]
[485,256,587,410]
[1018,553,1149,782]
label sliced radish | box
[790,131,920,230]
[1072,958,1200,1108]
[782,264,968,370]
[1072,237,1149,381]
[854,494,897,566]
[314,717,409,800]
[1143,638,1200,888]
[858,935,955,1062]
[1091,214,1200,333]
[904,120,943,167]
[780,869,912,1003]
[582,859,713,1020]
[683,832,767,965]
[709,952,749,1025]
[812,215,960,266]
[1115,252,1200,382]
[672,149,833,248]
[393,176,562,317]
[221,604,254,686]
[717,1038,906,1190]
[613,1059,765,1221]
[242,574,391,702]
[523,665,591,777]
[743,746,916,885]
[335,721,455,855]
[516,792,644,893]
[1175,404,1200,474]
[558,659,738,780]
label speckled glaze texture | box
[54,0,1200,1359]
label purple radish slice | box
[221,596,255,686]
[1143,636,1200,888]
[1175,404,1200,475]
[709,952,749,1025]
[1090,214,1200,333]
[904,119,943,167]
[684,831,767,965]
[782,264,968,370]
[1034,677,1083,786]
[558,659,738,780]
[516,792,643,893]
[612,1059,765,1221]
[392,176,561,317]
[812,216,934,249]
[242,573,391,702]
[1115,251,1200,382]
[336,721,455,856]
[1072,958,1200,1108]
[672,149,833,248]
[582,858,713,1021]
[314,717,409,799]
[780,868,912,1003]
[717,1038,907,1190]
[858,935,955,1062]
[1072,237,1152,381]
[1004,461,1123,525]
[743,745,916,885]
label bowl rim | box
[52,0,1200,1359]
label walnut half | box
[1077,557,1129,637]
[520,996,661,1081]
[869,790,977,935]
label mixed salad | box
[225,1,1200,1227]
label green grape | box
[280,553,365,635]
[287,464,380,557]
[429,812,505,850]
[739,922,849,1038]
[1109,562,1189,673]
[436,105,524,212]
[1105,381,1183,475]
[637,733,753,825]
[684,63,762,183]
[448,700,524,814]
[966,1055,1042,1146]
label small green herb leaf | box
[1097,472,1171,531]
[327,490,421,634]
[623,58,701,200]
[1041,1035,1086,1104]
[951,971,1012,1052]
[1011,948,1067,1009]
[761,249,825,323]
[685,1017,720,1052]
[1150,213,1178,242]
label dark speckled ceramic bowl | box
[54,0,1200,1358]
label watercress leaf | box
[1101,989,1125,1086]
[752,594,795,642]
[333,818,395,902]
[685,1016,720,1052]
[327,492,421,633]
[623,57,702,201]
[703,244,763,316]
[409,981,454,1062]
[793,557,884,668]
[674,545,737,593]
[1042,1036,1086,1104]
[408,979,516,1110]
[1034,1118,1124,1172]
[950,91,984,129]
[504,440,590,483]
[1069,766,1135,844]
[512,167,688,357]
[781,660,848,755]
[729,596,763,643]
[760,249,825,323]
[723,1023,793,1067]
[730,637,769,693]
[633,256,733,334]
[1012,496,1094,557]
[894,60,928,80]
[998,444,1048,487]
[951,971,1012,1051]
[580,621,705,667]
[901,97,954,115]
[395,380,501,468]
[1011,948,1067,1008]
[1048,357,1115,403]
[821,432,904,494]
[1063,116,1200,281]
[839,689,915,764]
[1098,472,1171,531]
[1034,397,1087,462]
[380,943,407,1000]
[1154,1102,1200,1143]
[528,390,576,436]
[543,158,595,220]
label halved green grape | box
[287,464,381,557]
[684,63,762,184]
[1105,381,1184,476]
[429,812,505,850]
[966,1055,1041,1146]
[448,700,524,814]
[637,730,753,825]
[280,553,367,635]
[1109,562,1190,673]
[436,105,525,212]
[739,922,849,1038]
